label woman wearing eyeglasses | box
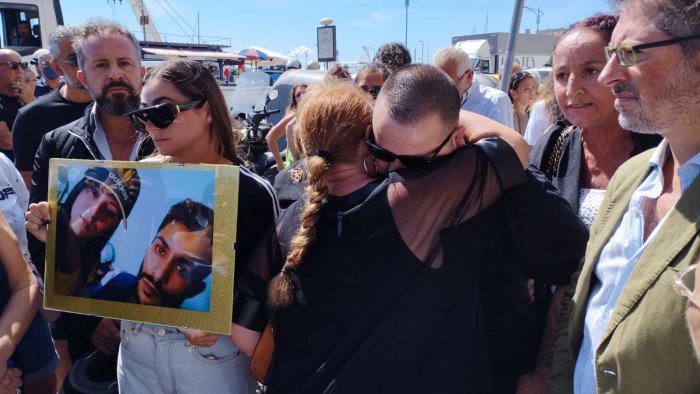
[116,60,278,393]
[508,71,537,135]
[519,14,662,392]
[266,83,308,171]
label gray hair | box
[432,46,471,76]
[617,0,700,57]
[49,24,84,59]
[73,18,141,70]
[654,0,700,56]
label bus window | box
[0,3,41,56]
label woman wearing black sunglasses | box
[118,60,278,393]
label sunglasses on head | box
[0,61,28,71]
[365,126,456,167]
[510,71,532,90]
[360,85,382,98]
[125,100,204,133]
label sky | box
[60,0,615,66]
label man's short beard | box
[67,79,86,91]
[93,81,140,116]
[616,60,700,136]
[612,81,655,134]
[136,262,185,308]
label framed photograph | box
[44,159,239,334]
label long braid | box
[267,82,372,308]
[268,155,329,307]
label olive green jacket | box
[549,150,700,394]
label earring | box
[362,156,379,177]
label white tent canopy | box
[142,47,244,62]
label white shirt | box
[461,79,514,129]
[524,100,552,146]
[0,153,29,260]
[90,105,141,161]
[0,153,43,291]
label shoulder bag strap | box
[544,125,574,180]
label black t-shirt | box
[12,89,92,171]
[0,94,21,162]
[33,81,53,98]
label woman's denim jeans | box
[118,321,257,393]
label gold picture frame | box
[44,159,238,334]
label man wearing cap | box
[13,25,93,191]
[0,49,33,162]
[29,48,61,97]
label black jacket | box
[28,104,154,363]
[30,104,154,205]
[528,122,662,212]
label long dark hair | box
[58,177,118,274]
[286,83,309,114]
[145,60,241,164]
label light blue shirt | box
[574,140,700,392]
[461,79,514,129]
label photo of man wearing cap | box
[54,166,140,296]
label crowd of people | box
[0,0,699,392]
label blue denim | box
[117,321,257,393]
[0,263,57,383]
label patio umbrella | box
[237,47,271,61]
[237,46,293,67]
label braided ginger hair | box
[268,82,373,307]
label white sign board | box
[317,26,336,62]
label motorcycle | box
[236,89,280,183]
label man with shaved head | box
[368,64,587,391]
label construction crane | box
[109,0,162,42]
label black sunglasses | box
[365,126,456,167]
[0,61,28,71]
[125,100,204,132]
[360,85,382,98]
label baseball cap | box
[83,167,141,229]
